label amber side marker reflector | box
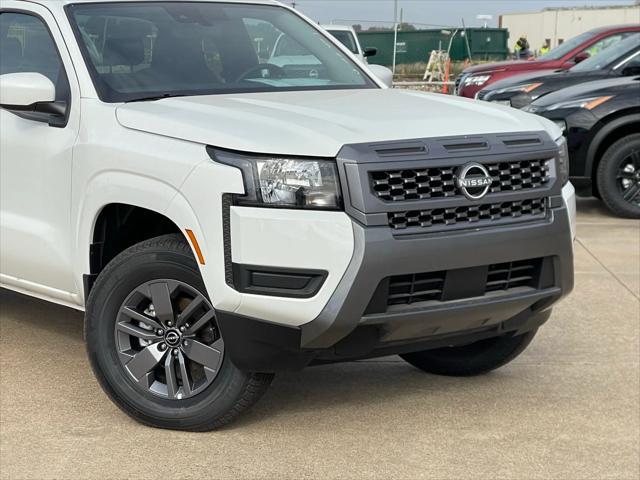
[185,229,206,265]
[524,82,543,93]
[585,96,613,110]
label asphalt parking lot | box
[1,198,638,480]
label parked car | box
[456,25,640,98]
[523,76,640,218]
[1,0,575,431]
[322,24,377,64]
[478,34,640,108]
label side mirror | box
[621,66,640,76]
[0,72,55,107]
[573,51,591,64]
[367,64,393,88]
[363,47,378,58]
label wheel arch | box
[586,111,640,189]
[75,172,206,304]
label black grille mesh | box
[486,259,543,293]
[387,258,543,307]
[388,198,547,230]
[371,159,550,202]
[387,271,446,306]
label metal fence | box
[357,28,510,66]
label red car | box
[456,24,640,98]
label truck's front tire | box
[85,234,273,431]
[400,329,538,377]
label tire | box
[400,329,538,377]
[85,234,273,431]
[596,133,640,219]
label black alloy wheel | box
[616,149,640,208]
[597,133,640,218]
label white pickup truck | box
[0,0,575,431]
[322,24,377,64]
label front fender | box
[73,170,189,303]
[586,113,640,175]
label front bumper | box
[217,187,574,372]
[214,132,575,372]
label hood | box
[531,76,640,108]
[116,89,557,157]
[463,59,558,75]
[483,69,561,91]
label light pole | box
[392,0,399,75]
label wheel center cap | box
[165,329,182,347]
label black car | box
[478,34,640,109]
[522,76,640,218]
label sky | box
[287,0,639,28]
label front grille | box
[388,197,547,230]
[385,258,544,307]
[371,159,549,202]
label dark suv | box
[523,76,640,218]
[457,25,640,98]
[477,34,640,108]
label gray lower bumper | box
[301,204,574,349]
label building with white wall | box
[499,5,640,53]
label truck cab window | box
[0,12,70,104]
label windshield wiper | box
[126,93,187,103]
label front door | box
[0,5,80,302]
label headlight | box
[464,74,491,87]
[212,149,342,210]
[556,136,570,186]
[495,82,543,95]
[547,95,614,111]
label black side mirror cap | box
[622,66,640,77]
[0,100,68,127]
[364,47,377,58]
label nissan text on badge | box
[0,0,576,431]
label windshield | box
[327,30,358,54]
[537,31,597,61]
[67,2,375,102]
[571,33,640,72]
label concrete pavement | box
[1,198,639,480]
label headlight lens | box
[495,82,543,94]
[547,95,614,111]
[213,149,342,210]
[464,74,491,87]
[556,136,570,186]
